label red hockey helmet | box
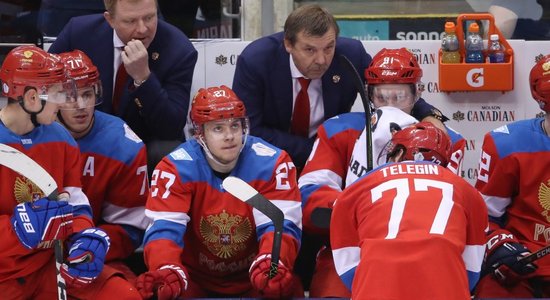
[386,122,451,166]
[365,48,423,84]
[0,45,71,103]
[58,50,103,109]
[191,85,247,125]
[529,54,550,113]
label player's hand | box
[11,198,73,249]
[249,253,295,298]
[136,264,189,300]
[61,228,110,288]
[121,39,150,84]
[484,229,538,285]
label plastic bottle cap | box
[445,22,456,33]
[490,34,499,41]
[468,23,480,33]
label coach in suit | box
[49,0,198,145]
[233,4,371,168]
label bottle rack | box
[438,13,514,92]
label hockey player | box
[331,122,488,299]
[299,47,466,297]
[136,85,303,299]
[474,54,550,297]
[365,48,466,175]
[57,50,149,283]
[0,45,131,299]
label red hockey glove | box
[249,253,295,298]
[136,264,189,300]
[485,229,538,285]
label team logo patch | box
[170,148,192,161]
[123,124,142,143]
[492,125,510,134]
[539,179,550,222]
[14,176,44,203]
[199,210,252,259]
[251,142,276,157]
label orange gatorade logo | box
[466,68,484,88]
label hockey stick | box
[481,243,550,279]
[0,143,67,300]
[310,55,374,229]
[222,176,284,278]
[339,54,373,172]
[519,244,550,265]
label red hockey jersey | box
[476,118,550,276]
[331,161,488,299]
[77,111,149,261]
[0,122,93,281]
[143,136,302,295]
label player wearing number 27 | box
[136,86,303,299]
[331,122,488,299]
[474,55,550,298]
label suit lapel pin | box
[333,75,340,83]
[152,52,159,60]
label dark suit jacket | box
[49,14,198,143]
[232,32,371,167]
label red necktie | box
[291,77,311,137]
[112,63,128,113]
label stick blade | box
[222,176,284,227]
[0,143,58,198]
[222,176,257,202]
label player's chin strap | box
[196,131,248,173]
[18,97,46,128]
[197,136,239,173]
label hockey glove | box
[485,229,538,285]
[61,227,110,289]
[11,198,73,249]
[136,264,189,300]
[249,253,295,298]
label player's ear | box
[23,88,38,106]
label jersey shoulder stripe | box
[323,112,365,139]
[489,118,550,158]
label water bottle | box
[465,23,484,64]
[441,22,461,63]
[488,34,505,63]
